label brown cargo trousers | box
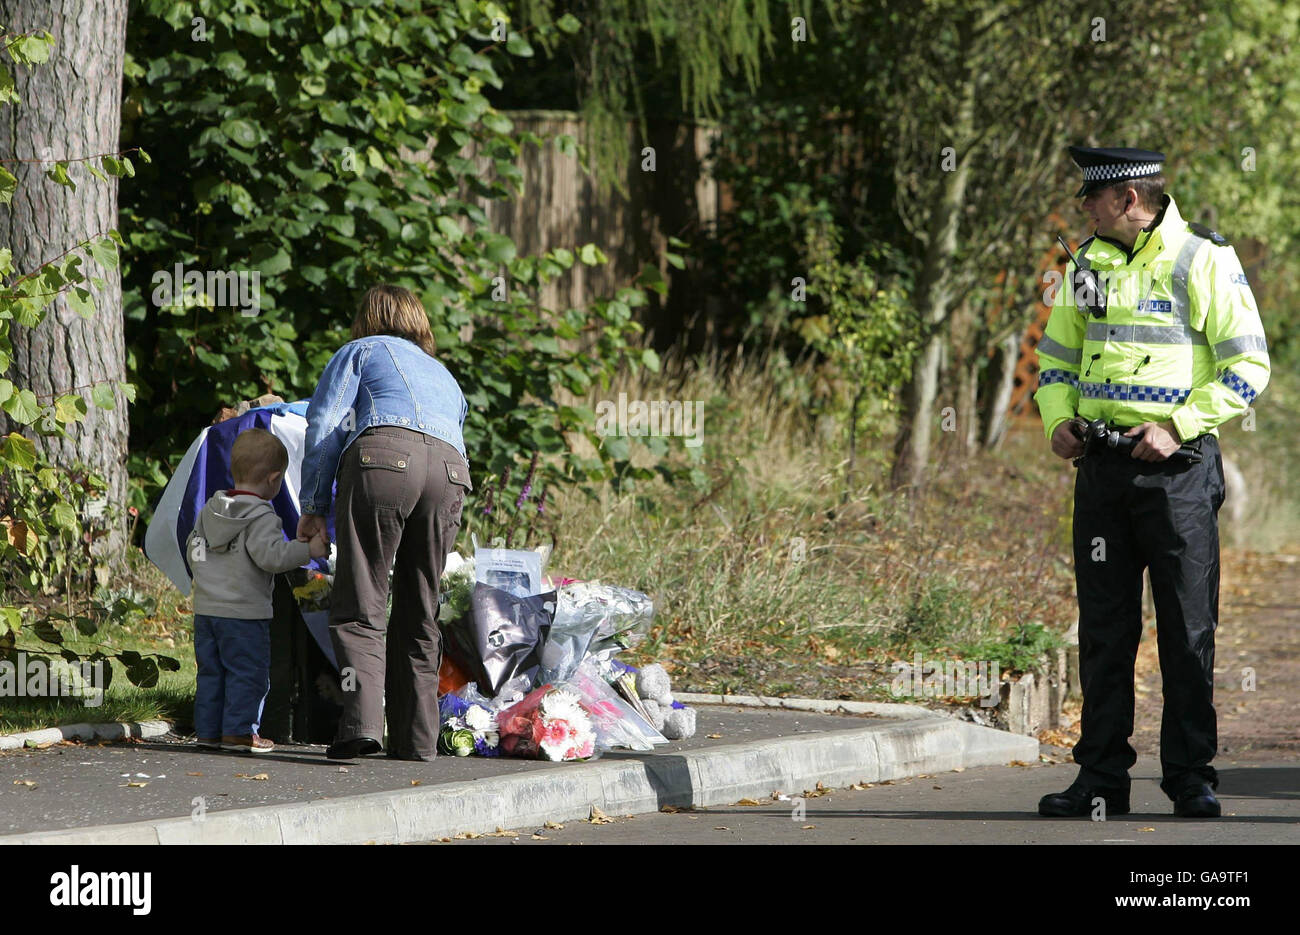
[328,425,472,759]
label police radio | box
[1057,235,1107,318]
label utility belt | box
[1069,417,1206,468]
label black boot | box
[326,737,383,760]
[1172,782,1220,818]
[1038,779,1130,817]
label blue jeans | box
[193,615,271,738]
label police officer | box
[1034,146,1270,818]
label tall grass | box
[547,348,1084,696]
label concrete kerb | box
[2,708,1037,845]
[0,719,172,752]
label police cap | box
[1068,146,1165,198]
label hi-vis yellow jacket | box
[1034,195,1270,443]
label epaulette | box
[1188,221,1229,246]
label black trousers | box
[1071,434,1226,800]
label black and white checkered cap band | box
[1082,162,1162,182]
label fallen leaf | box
[1009,760,1034,768]
[713,826,730,831]
[13,780,36,788]
[589,806,613,824]
[234,772,269,781]
[1139,826,1156,832]
[454,831,481,840]
[410,780,422,786]
[660,804,682,813]
[531,834,548,840]
[543,821,564,830]
[125,781,148,788]
[187,771,204,777]
[706,733,723,739]
[802,824,817,830]
[736,797,762,806]
[933,785,943,790]
[439,837,451,843]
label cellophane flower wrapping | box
[558,582,654,660]
[568,660,667,751]
[497,684,597,761]
[436,681,501,757]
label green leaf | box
[578,243,607,265]
[90,383,117,410]
[118,381,137,404]
[506,34,534,57]
[45,161,75,191]
[122,655,159,688]
[435,216,464,242]
[665,252,685,270]
[74,616,99,637]
[556,13,583,33]
[33,619,63,645]
[641,348,661,372]
[0,165,16,206]
[481,233,516,265]
[0,433,37,470]
[53,394,87,423]
[156,655,181,672]
[66,286,94,318]
[220,118,259,149]
[1,388,40,424]
[87,238,119,271]
[50,501,77,531]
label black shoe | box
[1173,783,1220,818]
[326,737,383,760]
[1038,782,1130,817]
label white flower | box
[540,688,585,722]
[464,704,493,732]
[479,730,499,748]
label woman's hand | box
[298,513,329,544]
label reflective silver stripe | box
[1036,334,1081,365]
[1213,334,1269,359]
[1171,234,1208,325]
[1086,321,1208,346]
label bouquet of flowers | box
[439,552,476,622]
[437,686,501,757]
[291,571,333,613]
[497,684,596,761]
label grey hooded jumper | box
[187,492,313,619]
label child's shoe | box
[196,737,222,750]
[221,734,274,754]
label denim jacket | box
[299,335,468,515]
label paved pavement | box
[0,706,863,836]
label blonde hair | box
[351,284,437,356]
[230,428,288,485]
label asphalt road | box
[431,749,1299,845]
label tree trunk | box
[890,44,976,489]
[981,331,1019,449]
[0,0,129,578]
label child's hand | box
[308,532,329,559]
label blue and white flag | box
[143,400,338,668]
